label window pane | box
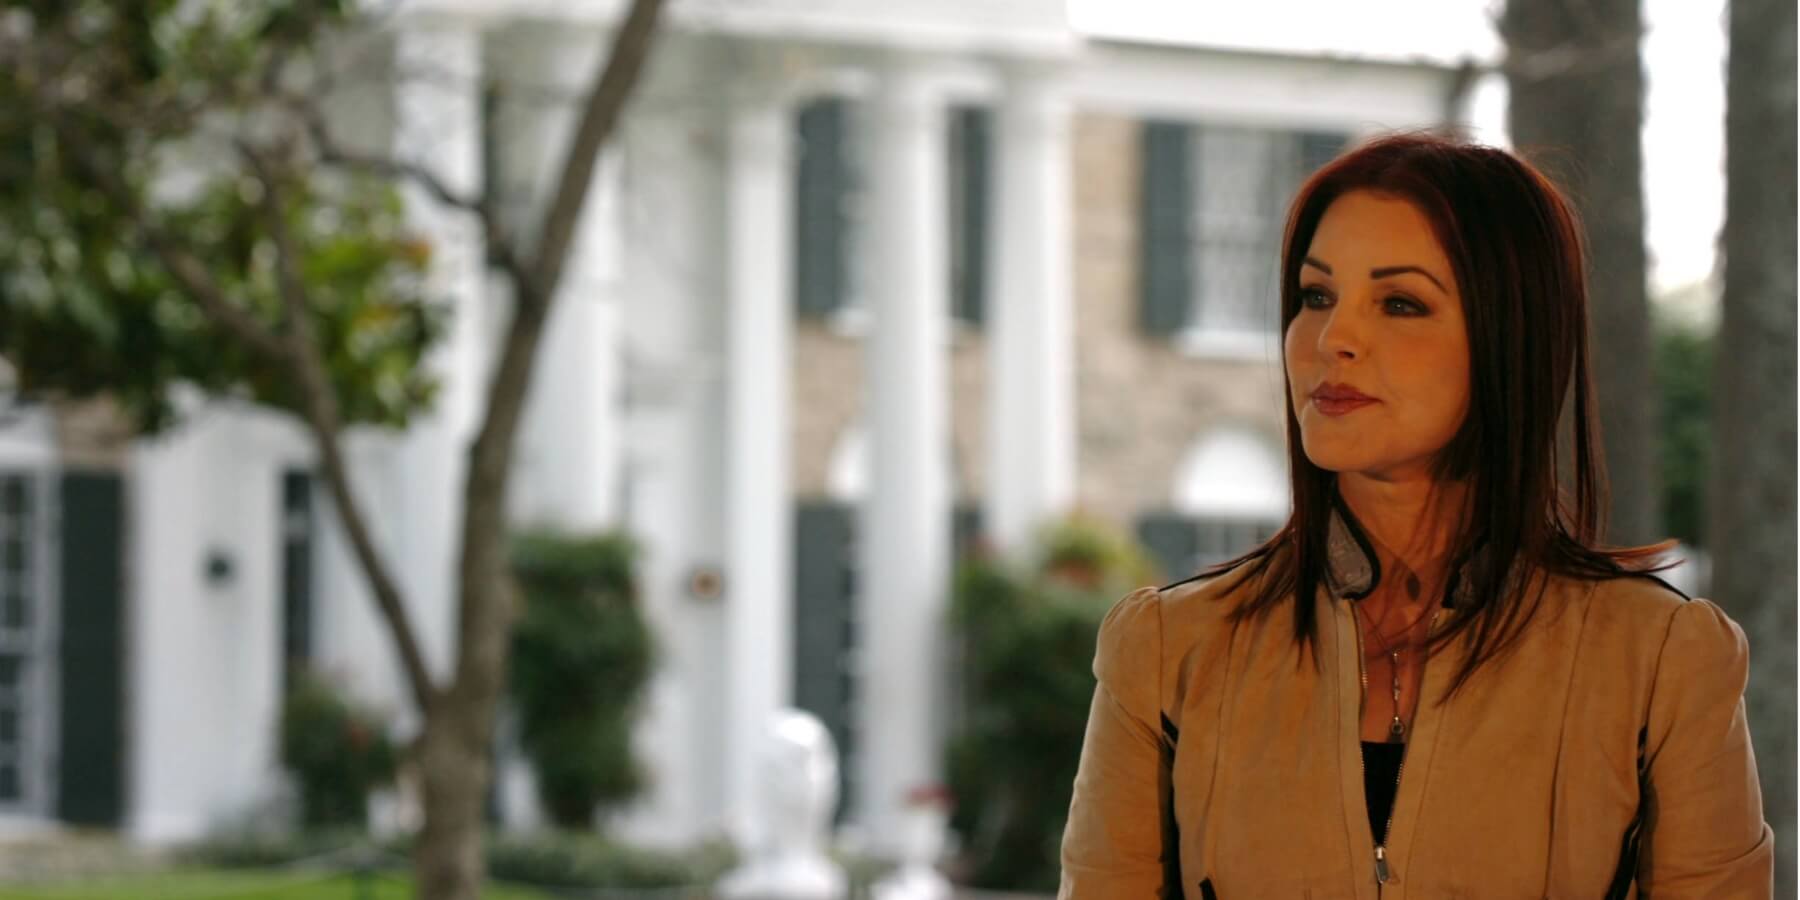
[1192,127,1310,336]
[0,478,22,518]
[0,762,19,801]
[0,706,18,744]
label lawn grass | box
[0,869,556,900]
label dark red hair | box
[1204,130,1674,696]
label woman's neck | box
[1337,471,1467,597]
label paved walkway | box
[0,829,169,884]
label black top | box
[1361,741,1405,846]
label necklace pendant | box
[1390,716,1405,740]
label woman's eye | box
[1299,287,1333,309]
[1384,295,1427,316]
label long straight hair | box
[1204,131,1674,697]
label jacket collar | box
[1325,495,1516,610]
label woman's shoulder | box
[1093,563,1265,676]
[1576,568,1701,633]
[1154,557,1271,613]
[1553,568,1748,676]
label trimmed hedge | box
[277,672,397,828]
[508,530,654,828]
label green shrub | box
[277,672,397,828]
[186,828,736,892]
[1035,514,1161,593]
[508,530,654,828]
[1654,315,1714,549]
[484,832,736,890]
[944,516,1152,892]
[183,827,392,869]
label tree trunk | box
[404,4,669,895]
[415,712,492,900]
[1713,0,1797,892]
[1502,0,1661,546]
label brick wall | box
[789,112,1290,534]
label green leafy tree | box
[0,3,668,898]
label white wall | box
[127,405,299,842]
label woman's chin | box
[1298,435,1374,474]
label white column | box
[390,19,484,687]
[529,189,623,532]
[986,67,1075,557]
[394,20,484,441]
[497,25,625,532]
[722,88,797,849]
[858,60,953,850]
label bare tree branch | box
[236,142,315,337]
[447,0,669,708]
[525,0,668,304]
[239,140,441,713]
[279,92,535,291]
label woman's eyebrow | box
[1302,257,1449,293]
[1370,265,1448,292]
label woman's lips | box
[1313,396,1377,416]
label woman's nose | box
[1316,303,1365,360]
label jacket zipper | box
[1354,603,1442,896]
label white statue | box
[871,784,954,900]
[717,709,849,900]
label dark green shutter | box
[950,106,992,327]
[1136,511,1200,584]
[1300,131,1350,175]
[280,470,314,697]
[793,501,858,825]
[1140,120,1194,335]
[795,99,851,319]
[57,471,124,827]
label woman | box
[1058,132,1773,899]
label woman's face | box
[1284,190,1470,481]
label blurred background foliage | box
[1653,311,1715,550]
[0,0,442,433]
[278,671,398,829]
[944,516,1162,892]
[508,530,654,829]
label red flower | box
[904,783,955,810]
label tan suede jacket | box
[1058,511,1773,900]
